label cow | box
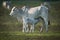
[21,2,50,32]
[3,1,11,9]
[9,2,50,32]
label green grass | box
[0,31,60,36]
[11,1,41,7]
[0,31,60,40]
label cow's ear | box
[13,6,15,8]
[16,8,19,11]
[14,7,17,10]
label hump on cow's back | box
[24,6,30,10]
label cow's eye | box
[13,9,16,11]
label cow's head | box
[9,6,18,16]
[22,6,26,12]
[22,6,29,12]
[41,2,51,9]
[9,6,23,17]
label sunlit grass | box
[0,31,60,37]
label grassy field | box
[0,1,60,40]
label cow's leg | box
[40,19,44,32]
[22,22,26,32]
[30,24,34,32]
[40,25,44,32]
[22,17,27,32]
[45,21,48,32]
[25,24,29,32]
[22,22,24,32]
[44,18,48,32]
[22,18,25,32]
[22,17,29,32]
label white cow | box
[3,1,11,9]
[22,3,49,32]
[21,6,42,32]
[9,6,41,32]
[9,2,50,32]
[9,6,29,32]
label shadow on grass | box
[0,32,60,40]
